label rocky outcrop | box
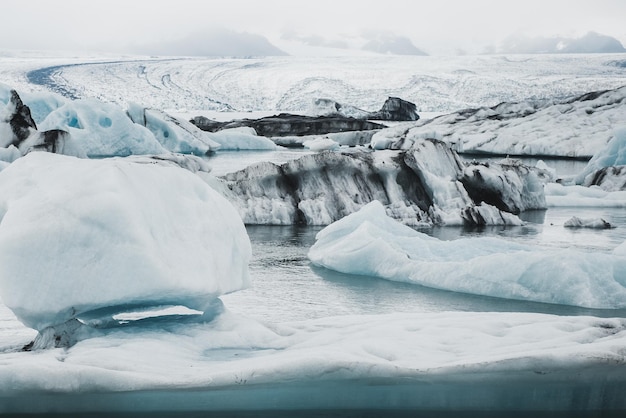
[191,113,386,137]
[190,98,420,142]
[583,165,626,191]
[7,90,37,146]
[1,89,72,155]
[370,97,419,121]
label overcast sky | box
[1,0,625,55]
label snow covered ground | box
[8,53,626,114]
[1,52,626,415]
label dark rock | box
[8,89,37,146]
[584,165,626,191]
[370,97,420,121]
[191,97,419,141]
[192,113,386,138]
[29,130,71,154]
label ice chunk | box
[545,183,626,207]
[38,99,166,157]
[564,216,613,229]
[127,103,220,155]
[0,152,251,331]
[576,127,626,185]
[208,127,277,150]
[303,136,339,151]
[309,201,626,309]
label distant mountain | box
[362,34,428,56]
[138,28,287,57]
[278,30,428,56]
[499,32,626,54]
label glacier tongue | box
[219,139,546,226]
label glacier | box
[0,152,250,338]
[1,52,626,415]
[308,201,626,309]
[369,86,626,158]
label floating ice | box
[0,152,251,332]
[564,216,613,229]
[37,98,166,157]
[545,182,626,207]
[576,126,626,187]
[371,87,626,158]
[127,103,220,155]
[309,201,626,309]
[0,308,625,413]
[303,136,339,151]
[208,126,277,150]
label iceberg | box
[370,86,626,158]
[38,98,165,157]
[127,103,220,155]
[308,201,626,309]
[1,308,625,413]
[208,126,277,150]
[0,152,250,335]
[220,139,545,226]
[576,126,626,190]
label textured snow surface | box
[309,201,626,309]
[17,54,626,114]
[0,308,625,396]
[371,87,626,158]
[0,152,250,331]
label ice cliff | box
[219,138,547,226]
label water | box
[211,149,626,321]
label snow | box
[0,309,624,412]
[309,201,626,309]
[0,152,250,332]
[2,51,626,413]
[20,54,626,114]
[372,87,626,158]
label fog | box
[0,0,625,55]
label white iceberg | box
[37,98,166,157]
[564,216,613,229]
[127,103,220,155]
[303,136,340,151]
[208,126,277,150]
[0,308,625,413]
[308,201,626,309]
[576,126,626,188]
[0,152,251,332]
[545,182,626,208]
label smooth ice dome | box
[309,201,626,309]
[0,152,251,331]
